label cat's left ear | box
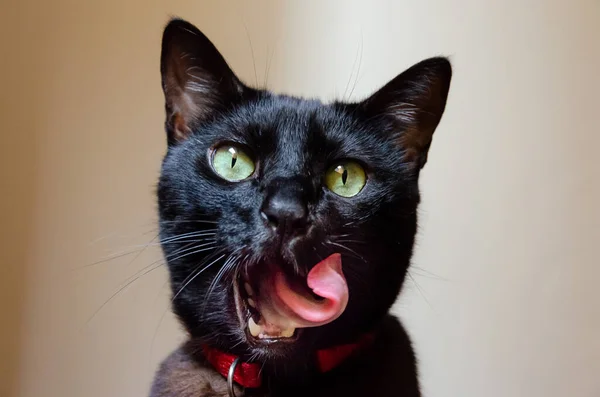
[359,57,452,169]
[160,18,253,145]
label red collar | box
[202,333,375,389]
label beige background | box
[1,1,599,396]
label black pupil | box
[341,168,348,185]
[230,150,237,168]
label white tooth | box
[280,327,295,338]
[248,317,261,337]
[244,282,253,296]
[247,298,256,308]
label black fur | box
[154,18,451,395]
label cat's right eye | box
[211,144,255,182]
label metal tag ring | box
[227,357,241,397]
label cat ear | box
[160,19,251,145]
[360,57,452,169]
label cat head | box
[158,18,451,366]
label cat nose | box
[261,181,308,236]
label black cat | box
[151,18,451,397]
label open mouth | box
[234,253,349,343]
[235,274,298,341]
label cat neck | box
[200,330,377,390]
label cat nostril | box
[261,210,279,228]
[261,178,309,235]
[260,198,307,232]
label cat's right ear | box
[160,18,251,145]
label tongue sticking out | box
[257,253,348,333]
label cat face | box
[158,19,451,364]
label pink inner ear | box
[161,18,250,145]
[171,112,193,142]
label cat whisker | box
[339,265,371,292]
[229,338,246,350]
[148,248,224,363]
[74,234,161,270]
[333,239,366,245]
[409,266,449,281]
[163,240,212,258]
[136,242,218,281]
[406,272,434,310]
[156,242,218,266]
[77,248,148,270]
[160,238,216,245]
[347,30,364,101]
[170,246,224,291]
[241,22,258,87]
[312,246,324,262]
[141,228,160,236]
[159,230,217,244]
[343,35,361,100]
[264,42,275,88]
[203,254,238,305]
[111,237,215,250]
[171,253,227,302]
[330,233,353,239]
[80,226,215,275]
[326,241,366,263]
[85,261,165,326]
[200,250,242,318]
[158,220,218,224]
[160,229,216,238]
[86,226,160,245]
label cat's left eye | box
[324,161,366,197]
[211,144,255,182]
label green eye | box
[212,145,255,181]
[324,161,366,197]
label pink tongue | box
[258,253,348,329]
